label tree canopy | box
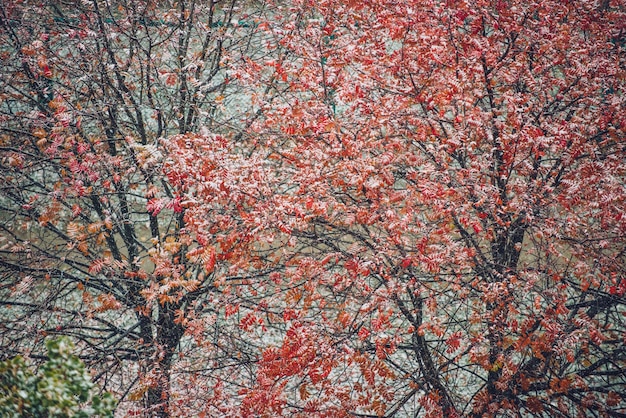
[1,0,624,416]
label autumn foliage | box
[1,0,625,416]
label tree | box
[164,0,626,415]
[0,0,279,415]
[2,0,625,417]
[0,337,116,417]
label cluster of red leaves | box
[163,0,625,415]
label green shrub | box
[0,338,116,417]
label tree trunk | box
[143,303,184,417]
